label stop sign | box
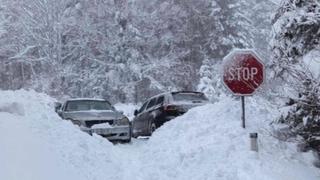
[222,49,265,96]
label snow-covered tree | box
[0,0,276,103]
[197,59,225,101]
[271,0,320,152]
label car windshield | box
[172,93,208,102]
[65,100,113,112]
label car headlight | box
[116,117,129,126]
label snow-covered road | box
[0,90,319,180]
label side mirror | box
[134,109,139,116]
[54,102,62,112]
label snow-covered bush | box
[271,0,320,152]
[197,59,225,101]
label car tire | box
[149,121,156,136]
[132,133,138,138]
[123,137,131,143]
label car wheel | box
[149,122,156,136]
[123,137,131,143]
[132,133,138,138]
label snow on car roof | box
[171,91,204,94]
[67,98,107,101]
[144,91,205,101]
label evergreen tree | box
[271,0,320,152]
[197,58,225,101]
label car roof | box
[171,91,204,95]
[145,91,205,101]
[66,98,107,102]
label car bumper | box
[81,125,131,141]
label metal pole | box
[241,96,246,128]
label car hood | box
[63,110,125,121]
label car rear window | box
[172,93,208,102]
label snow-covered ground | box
[0,90,319,180]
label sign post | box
[222,49,265,128]
[241,96,245,128]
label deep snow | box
[0,90,129,180]
[136,97,320,180]
[0,90,319,180]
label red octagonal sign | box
[222,49,265,96]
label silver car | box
[55,98,131,142]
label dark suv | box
[132,91,209,137]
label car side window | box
[146,98,156,110]
[156,96,164,106]
[139,101,149,113]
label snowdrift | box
[138,97,320,180]
[0,90,129,180]
[0,90,319,180]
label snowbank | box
[0,90,128,180]
[137,97,320,180]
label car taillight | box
[164,105,177,111]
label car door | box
[140,98,157,135]
[132,100,149,135]
[153,96,165,127]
